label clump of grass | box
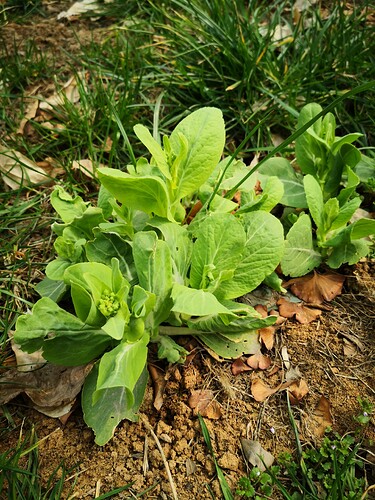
[135,0,375,149]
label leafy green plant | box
[13,108,283,444]
[236,466,280,499]
[279,103,375,276]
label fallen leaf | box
[188,389,222,419]
[283,271,345,304]
[288,379,309,405]
[240,439,275,471]
[343,339,357,357]
[251,378,279,402]
[306,396,333,438]
[0,363,93,417]
[277,298,322,324]
[39,73,85,113]
[17,99,39,135]
[259,326,275,350]
[149,364,166,411]
[0,148,51,189]
[57,0,101,20]
[186,458,197,476]
[247,352,272,370]
[254,304,268,318]
[72,159,96,179]
[269,309,286,325]
[231,357,252,375]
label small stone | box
[217,451,240,472]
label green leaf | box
[350,218,375,239]
[198,331,260,359]
[217,211,284,299]
[190,213,246,291]
[133,231,173,326]
[98,167,173,220]
[304,174,324,229]
[295,103,324,175]
[327,235,370,268]
[82,363,148,446]
[64,262,113,292]
[281,214,322,277]
[157,335,188,363]
[337,164,360,206]
[50,186,87,223]
[257,176,284,212]
[14,298,112,365]
[147,217,193,284]
[331,133,363,155]
[354,154,375,184]
[85,230,136,283]
[169,107,225,199]
[94,334,149,404]
[34,277,68,302]
[171,284,231,316]
[257,157,307,208]
[329,197,362,231]
[45,258,72,281]
[134,124,171,179]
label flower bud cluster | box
[98,289,120,317]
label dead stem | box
[139,414,179,500]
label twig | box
[139,414,178,500]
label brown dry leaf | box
[306,396,333,438]
[0,363,93,417]
[283,271,345,304]
[36,157,65,178]
[57,0,102,20]
[231,357,252,375]
[17,99,39,135]
[103,136,113,152]
[240,439,275,472]
[343,339,357,358]
[247,352,272,370]
[188,389,222,419]
[288,379,309,405]
[0,148,51,189]
[149,364,167,411]
[259,326,275,350]
[39,73,84,113]
[251,378,279,402]
[277,298,322,324]
[254,304,268,318]
[72,159,97,179]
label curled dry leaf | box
[288,378,309,405]
[149,364,167,411]
[188,389,222,419]
[231,357,252,375]
[259,326,275,350]
[306,395,333,439]
[277,297,322,324]
[72,159,100,179]
[283,271,345,304]
[57,0,101,20]
[0,363,93,417]
[251,378,279,402]
[247,352,272,370]
[240,438,275,472]
[254,304,268,318]
[0,148,51,189]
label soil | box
[0,3,375,499]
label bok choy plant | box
[14,108,284,444]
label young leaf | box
[94,334,149,404]
[133,124,171,179]
[217,211,284,299]
[281,214,322,277]
[50,186,88,223]
[295,103,324,175]
[257,157,307,208]
[97,167,173,220]
[304,174,324,229]
[133,231,173,326]
[82,363,148,446]
[169,107,225,199]
[171,284,231,316]
[14,298,112,365]
[190,213,246,291]
[85,231,136,283]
